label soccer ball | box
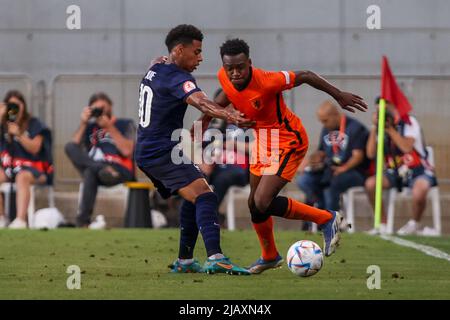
[286,240,323,277]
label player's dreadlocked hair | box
[220,38,250,58]
[165,24,204,51]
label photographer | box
[65,92,135,228]
[296,100,369,212]
[365,97,437,235]
[0,90,52,229]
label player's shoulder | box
[253,67,286,85]
[146,63,193,81]
[249,67,269,88]
[253,67,281,77]
[252,67,266,78]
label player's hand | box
[335,92,367,113]
[226,108,255,127]
[149,56,168,68]
[81,106,91,125]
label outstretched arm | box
[191,91,241,138]
[195,89,231,129]
[293,71,367,113]
[186,91,254,127]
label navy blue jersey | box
[135,63,201,166]
[318,116,369,172]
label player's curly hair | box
[165,24,204,51]
[220,38,250,58]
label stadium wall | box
[1,0,450,81]
[1,0,450,182]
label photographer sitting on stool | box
[365,97,437,235]
[0,90,52,229]
[296,101,369,214]
[65,92,135,228]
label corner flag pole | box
[374,98,386,229]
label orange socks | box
[252,217,279,261]
[252,198,332,261]
[283,198,332,225]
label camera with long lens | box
[90,107,104,118]
[6,103,20,122]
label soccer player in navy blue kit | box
[135,25,253,275]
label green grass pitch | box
[0,229,449,300]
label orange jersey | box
[217,67,309,180]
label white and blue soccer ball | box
[286,240,324,277]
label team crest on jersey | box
[183,81,196,93]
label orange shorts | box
[249,127,309,181]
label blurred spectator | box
[296,100,369,212]
[199,119,250,225]
[365,97,437,235]
[0,90,52,229]
[65,92,135,228]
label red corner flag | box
[381,56,412,123]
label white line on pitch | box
[380,235,450,262]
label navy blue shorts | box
[138,150,205,199]
[385,165,437,189]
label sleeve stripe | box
[281,71,290,85]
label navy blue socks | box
[195,192,222,257]
[178,200,199,259]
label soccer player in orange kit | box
[200,39,367,274]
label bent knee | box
[253,193,272,214]
[248,196,256,212]
[249,200,269,223]
[181,179,213,204]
